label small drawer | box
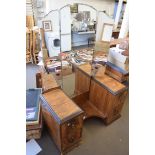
[66,118,80,129]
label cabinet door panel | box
[61,115,83,151]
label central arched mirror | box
[59,3,114,99]
[59,3,98,98]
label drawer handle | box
[67,123,75,128]
[67,123,71,126]
[83,115,86,120]
[68,136,74,143]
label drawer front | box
[61,115,83,151]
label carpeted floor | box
[26,63,129,155]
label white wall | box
[45,0,115,17]
[96,11,114,41]
[38,10,60,32]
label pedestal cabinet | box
[74,63,128,124]
[40,89,84,154]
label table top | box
[78,63,92,76]
[42,89,83,123]
[77,63,127,95]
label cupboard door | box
[89,80,109,115]
[105,90,127,124]
[61,115,83,151]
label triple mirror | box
[38,3,114,99]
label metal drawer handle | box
[68,136,74,143]
[67,122,76,128]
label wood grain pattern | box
[75,67,91,95]
[32,30,41,64]
[42,107,83,154]
[26,16,34,29]
[105,67,129,83]
[42,108,61,150]
[89,80,109,116]
[74,64,128,124]
[42,73,60,92]
[94,66,127,95]
[36,72,60,93]
[26,29,32,63]
[72,92,105,119]
[41,89,84,154]
[42,89,83,122]
[61,115,83,151]
[105,62,129,82]
[89,77,127,124]
[104,90,128,124]
[78,63,92,76]
[76,63,127,95]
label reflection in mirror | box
[59,5,73,97]
[36,10,62,92]
[59,4,97,98]
[92,12,114,79]
[101,23,113,42]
